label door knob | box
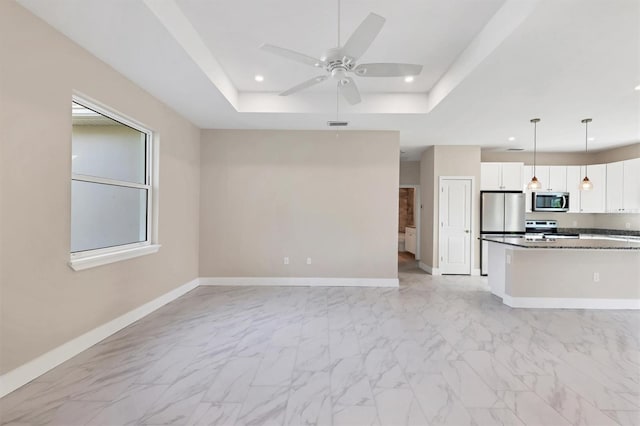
[465,230,470,233]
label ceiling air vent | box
[327,121,349,127]
[506,148,524,151]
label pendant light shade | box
[527,118,542,190]
[580,118,593,191]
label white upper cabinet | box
[501,163,524,190]
[622,158,640,212]
[481,162,523,190]
[481,163,502,190]
[566,166,582,213]
[579,164,606,213]
[547,166,567,192]
[606,161,624,212]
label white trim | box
[0,278,199,398]
[471,268,481,276]
[71,174,150,190]
[399,184,421,260]
[70,94,157,266]
[419,262,441,275]
[69,244,161,271]
[502,295,640,310]
[199,277,399,287]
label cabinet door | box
[579,164,606,213]
[606,161,624,212]
[481,163,502,190]
[501,163,523,190]
[532,166,550,191]
[548,166,567,192]
[523,165,533,212]
[623,158,640,212]
[566,166,581,212]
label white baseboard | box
[502,295,640,310]
[0,278,200,398]
[199,277,399,287]
[472,268,481,276]
[418,262,440,275]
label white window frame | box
[69,95,160,271]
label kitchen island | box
[482,235,640,309]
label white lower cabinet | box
[405,227,416,254]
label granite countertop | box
[482,235,640,250]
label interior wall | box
[400,161,421,185]
[199,130,399,279]
[481,141,640,164]
[483,143,640,231]
[0,2,201,374]
[432,146,482,271]
[419,147,435,269]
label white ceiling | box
[17,0,640,160]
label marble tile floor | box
[1,264,639,426]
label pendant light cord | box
[585,119,588,175]
[533,120,537,176]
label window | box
[69,97,158,271]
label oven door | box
[532,192,569,212]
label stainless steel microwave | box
[532,192,570,212]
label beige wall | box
[0,2,201,374]
[420,146,482,271]
[481,142,640,164]
[399,161,420,185]
[506,249,640,299]
[420,148,435,268]
[484,143,640,232]
[199,130,399,279]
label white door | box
[439,178,472,275]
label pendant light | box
[527,118,542,190]
[580,118,593,191]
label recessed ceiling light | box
[508,136,516,141]
[254,74,264,82]
[404,76,414,83]
[635,84,640,91]
[588,137,595,141]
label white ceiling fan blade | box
[342,13,386,61]
[338,77,362,105]
[279,75,328,96]
[353,63,423,77]
[260,44,324,68]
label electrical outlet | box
[284,257,289,265]
[572,221,578,227]
[306,257,312,265]
[593,272,600,282]
[506,255,511,265]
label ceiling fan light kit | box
[261,10,423,105]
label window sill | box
[69,244,161,271]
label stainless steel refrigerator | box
[480,191,525,275]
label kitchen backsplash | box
[526,212,640,231]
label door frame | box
[438,176,475,275]
[399,184,420,260]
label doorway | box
[438,177,473,275]
[398,185,420,270]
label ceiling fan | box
[260,11,423,105]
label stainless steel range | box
[525,220,580,240]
